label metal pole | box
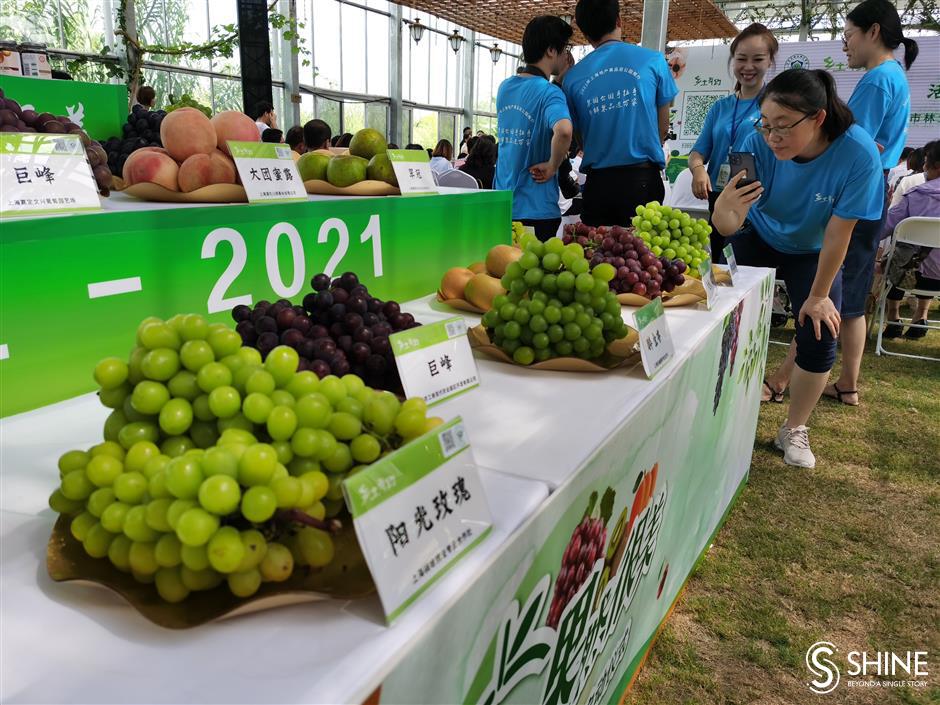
[798,0,810,41]
[639,0,670,51]
[283,0,302,127]
[388,4,403,145]
[462,30,475,134]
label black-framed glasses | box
[753,113,815,138]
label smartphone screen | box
[729,152,757,188]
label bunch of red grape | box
[547,515,607,628]
[564,227,685,299]
[232,272,419,391]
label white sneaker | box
[774,425,816,468]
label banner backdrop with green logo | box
[0,75,127,141]
[0,192,511,416]
[377,273,774,705]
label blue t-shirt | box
[743,124,883,254]
[691,93,762,190]
[562,42,678,170]
[494,75,571,220]
[848,60,910,170]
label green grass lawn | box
[626,317,940,705]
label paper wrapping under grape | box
[435,291,487,315]
[115,182,249,204]
[468,325,640,372]
[617,266,732,308]
[303,180,400,197]
[47,515,375,629]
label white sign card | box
[390,316,480,406]
[343,417,493,622]
[0,133,101,217]
[634,297,676,378]
[227,140,307,203]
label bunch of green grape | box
[48,313,441,603]
[164,93,212,117]
[630,202,712,275]
[480,236,630,365]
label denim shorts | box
[728,224,842,374]
[840,174,888,319]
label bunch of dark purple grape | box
[103,104,166,178]
[586,231,686,300]
[547,515,607,628]
[0,88,112,195]
[232,272,419,391]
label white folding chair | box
[874,216,940,361]
[664,167,710,221]
[436,169,479,189]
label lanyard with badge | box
[716,95,758,190]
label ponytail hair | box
[729,23,779,92]
[762,69,855,142]
[847,0,919,69]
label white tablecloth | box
[0,267,771,703]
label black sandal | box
[763,379,784,403]
[824,383,859,406]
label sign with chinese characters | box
[634,297,675,379]
[722,244,738,286]
[387,149,438,196]
[343,417,493,622]
[226,140,307,203]
[698,258,718,310]
[0,133,101,217]
[390,316,480,406]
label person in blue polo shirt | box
[494,16,574,242]
[713,69,882,468]
[822,0,919,407]
[561,0,678,226]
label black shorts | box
[581,163,665,227]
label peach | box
[136,146,170,158]
[122,150,180,191]
[160,108,217,163]
[211,110,259,156]
[177,150,237,192]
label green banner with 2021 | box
[0,192,511,417]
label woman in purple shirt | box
[881,140,940,339]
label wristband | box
[691,164,706,171]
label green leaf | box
[584,490,598,519]
[599,487,616,526]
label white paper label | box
[390,317,480,406]
[634,297,675,378]
[387,149,438,196]
[722,244,738,286]
[343,417,493,622]
[0,133,100,217]
[698,258,719,310]
[227,140,307,203]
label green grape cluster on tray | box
[480,235,631,365]
[48,313,442,604]
[630,202,712,274]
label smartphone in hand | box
[729,152,757,188]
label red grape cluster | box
[232,272,419,391]
[564,226,685,299]
[547,515,607,628]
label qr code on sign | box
[445,319,467,339]
[275,145,291,159]
[681,91,725,140]
[439,422,469,458]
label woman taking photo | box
[713,69,882,468]
[688,23,778,260]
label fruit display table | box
[0,266,773,704]
[0,189,511,417]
